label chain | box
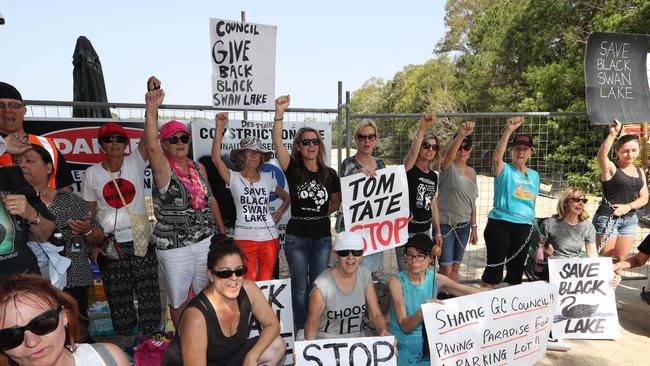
[484,207,536,268]
[291,215,330,221]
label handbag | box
[101,235,121,260]
[108,171,152,257]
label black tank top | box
[596,164,643,216]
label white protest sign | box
[294,336,396,366]
[548,257,620,339]
[209,19,276,110]
[422,282,556,366]
[341,166,409,256]
[250,279,295,365]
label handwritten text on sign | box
[422,282,556,366]
[294,336,396,366]
[341,166,409,256]
[209,19,276,110]
[548,258,620,339]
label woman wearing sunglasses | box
[162,236,285,366]
[272,95,341,337]
[437,122,479,283]
[398,114,442,272]
[304,231,388,340]
[81,120,162,336]
[335,119,386,273]
[0,273,130,366]
[388,234,483,365]
[211,112,290,281]
[144,82,226,329]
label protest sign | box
[294,336,396,366]
[209,18,276,110]
[548,257,620,339]
[421,281,556,366]
[250,279,295,365]
[585,31,650,124]
[341,166,409,256]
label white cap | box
[333,231,364,251]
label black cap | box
[404,233,434,254]
[509,134,533,148]
[0,166,56,221]
[452,133,472,146]
[0,82,22,101]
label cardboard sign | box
[341,166,409,256]
[548,258,620,339]
[209,18,276,110]
[250,279,295,365]
[294,336,396,366]
[421,282,556,366]
[585,31,650,124]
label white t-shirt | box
[81,148,148,243]
[228,171,278,241]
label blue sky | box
[1,1,446,109]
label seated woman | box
[0,273,130,366]
[162,236,286,366]
[388,234,484,365]
[304,231,389,340]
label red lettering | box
[394,217,408,242]
[377,220,392,246]
[350,217,410,254]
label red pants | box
[234,238,279,281]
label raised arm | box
[272,95,291,171]
[597,120,621,181]
[144,87,171,189]
[441,122,474,171]
[492,116,524,177]
[211,112,232,184]
[404,114,435,171]
[139,76,161,159]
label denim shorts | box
[438,222,471,266]
[592,213,638,237]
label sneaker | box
[641,287,650,305]
[546,337,572,352]
[295,329,305,341]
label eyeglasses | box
[356,134,377,142]
[0,306,62,350]
[461,144,472,151]
[421,142,439,151]
[300,138,321,146]
[100,135,127,144]
[167,135,191,144]
[404,252,428,262]
[336,249,364,257]
[0,101,23,110]
[568,197,588,204]
[211,267,247,279]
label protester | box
[304,231,389,340]
[162,237,286,366]
[81,120,161,336]
[481,117,538,288]
[388,234,484,365]
[211,112,290,281]
[0,273,130,366]
[271,95,341,336]
[398,114,442,271]
[0,81,73,190]
[143,78,226,328]
[335,119,386,273]
[594,119,648,261]
[437,122,479,282]
[15,144,104,340]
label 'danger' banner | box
[341,166,409,256]
[250,279,295,365]
[421,282,556,366]
[294,336,396,366]
[548,258,620,339]
[209,18,276,110]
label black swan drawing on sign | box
[560,296,600,318]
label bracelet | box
[274,116,284,121]
[471,224,478,228]
[83,229,93,237]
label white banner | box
[548,257,620,339]
[294,336,396,366]
[341,165,409,256]
[422,282,556,366]
[250,279,295,365]
[209,18,276,110]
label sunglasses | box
[357,133,377,142]
[300,138,321,146]
[0,306,62,350]
[167,135,191,144]
[421,142,439,151]
[100,135,127,144]
[0,101,23,110]
[568,197,588,204]
[211,267,247,279]
[460,144,472,151]
[336,249,364,257]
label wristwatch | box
[29,212,41,225]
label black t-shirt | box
[0,205,38,276]
[406,165,438,233]
[638,234,650,255]
[198,156,236,227]
[285,159,340,238]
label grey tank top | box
[438,162,478,224]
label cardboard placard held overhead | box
[209,18,276,110]
[585,31,650,124]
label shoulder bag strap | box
[90,343,119,366]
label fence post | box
[345,91,351,158]
[337,81,343,169]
